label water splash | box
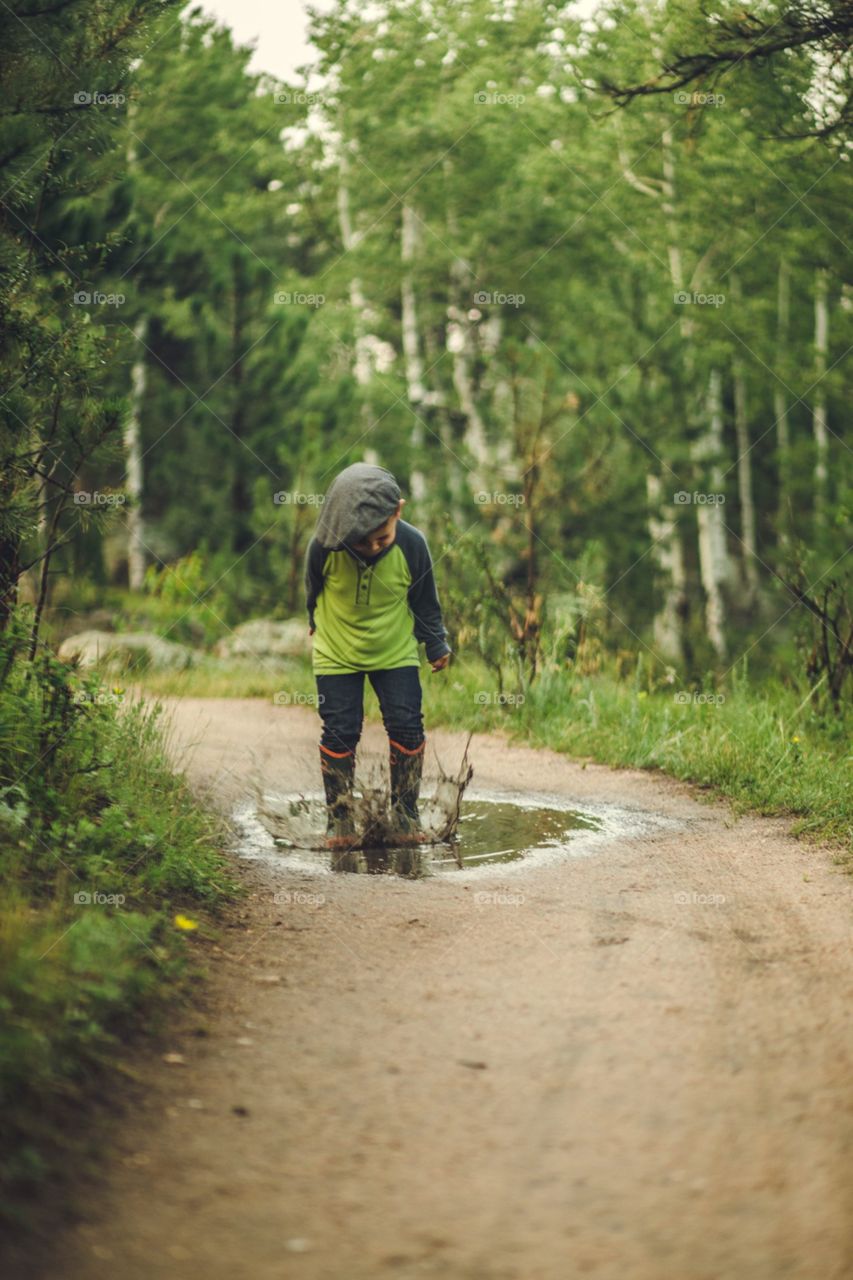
[250,738,474,873]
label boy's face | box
[350,499,404,557]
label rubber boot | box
[389,739,427,845]
[319,747,356,850]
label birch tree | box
[400,203,427,501]
[124,316,148,591]
[730,274,759,606]
[774,257,792,542]
[813,266,830,526]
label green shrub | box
[0,613,237,1221]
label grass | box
[0,617,239,1226]
[427,660,852,856]
[133,654,314,700]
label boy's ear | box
[397,498,405,515]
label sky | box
[188,0,336,81]
[189,0,600,82]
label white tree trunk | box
[336,145,373,389]
[124,313,148,591]
[646,473,687,663]
[774,257,791,538]
[730,273,759,604]
[621,113,692,663]
[692,369,730,660]
[422,315,466,524]
[662,112,730,657]
[733,359,760,602]
[401,203,426,501]
[479,313,516,481]
[124,99,147,592]
[448,309,489,491]
[660,127,686,306]
[813,267,829,523]
[444,157,489,493]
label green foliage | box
[0,614,236,1218]
[3,0,848,692]
[439,525,530,694]
[419,648,853,857]
[0,0,179,624]
[143,550,207,604]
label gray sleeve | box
[304,538,327,628]
[400,527,451,662]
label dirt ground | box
[20,697,853,1279]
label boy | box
[304,462,451,849]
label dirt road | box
[29,698,853,1279]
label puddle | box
[231,787,684,879]
[431,796,598,867]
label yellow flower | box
[637,691,648,699]
[791,735,800,744]
[174,914,199,931]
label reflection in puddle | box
[431,798,598,868]
[233,788,683,879]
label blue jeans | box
[315,666,424,757]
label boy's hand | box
[430,653,450,672]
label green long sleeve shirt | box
[304,520,451,674]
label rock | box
[58,630,195,672]
[213,618,311,661]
